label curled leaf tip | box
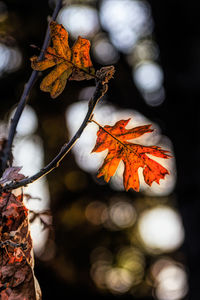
[96,65,115,84]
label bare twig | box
[1,66,115,192]
[0,0,63,175]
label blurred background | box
[0,0,199,299]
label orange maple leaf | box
[92,119,172,192]
[31,21,95,98]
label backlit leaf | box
[31,21,95,98]
[92,119,171,192]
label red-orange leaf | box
[30,21,95,98]
[92,119,171,192]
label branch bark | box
[0,0,63,176]
[1,66,115,192]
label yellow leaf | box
[30,21,95,98]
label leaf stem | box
[91,119,171,163]
[0,0,63,176]
[31,45,98,80]
[1,67,114,192]
[91,119,132,151]
[44,48,98,80]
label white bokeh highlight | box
[10,105,38,137]
[57,5,100,38]
[0,44,22,75]
[100,0,153,53]
[133,62,164,93]
[151,258,188,300]
[138,206,184,253]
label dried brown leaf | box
[0,167,25,184]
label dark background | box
[0,0,199,299]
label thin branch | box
[0,0,63,175]
[1,66,115,192]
